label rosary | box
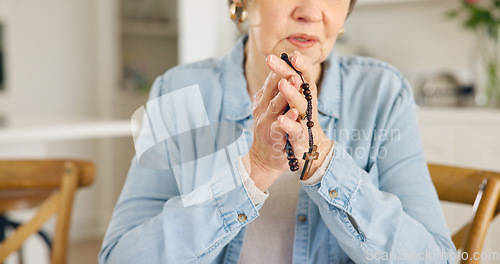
[280,53,319,181]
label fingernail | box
[291,51,301,65]
[268,55,277,67]
[278,79,287,90]
[295,54,303,66]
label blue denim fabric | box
[99,35,456,264]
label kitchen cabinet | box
[116,0,178,119]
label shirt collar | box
[221,34,341,121]
[221,35,252,121]
[317,51,341,119]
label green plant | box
[447,0,500,40]
[447,0,500,106]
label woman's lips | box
[287,34,319,49]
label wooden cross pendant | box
[300,145,319,180]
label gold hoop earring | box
[229,3,238,21]
[239,8,247,23]
[338,28,345,38]
[229,2,247,23]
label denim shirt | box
[99,35,456,264]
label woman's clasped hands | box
[243,51,333,191]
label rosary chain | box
[280,53,315,174]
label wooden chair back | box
[0,160,95,264]
[428,164,500,264]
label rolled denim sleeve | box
[301,80,456,263]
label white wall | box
[178,0,239,64]
[6,0,99,117]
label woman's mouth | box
[287,34,319,49]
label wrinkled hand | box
[243,51,333,191]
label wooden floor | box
[68,239,102,264]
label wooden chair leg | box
[460,178,500,264]
[452,223,469,250]
[51,162,78,264]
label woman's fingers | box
[255,55,297,112]
[269,118,285,142]
[289,51,317,92]
[266,54,299,82]
[265,78,305,118]
[278,108,308,154]
[277,78,307,115]
[249,51,328,178]
[253,72,278,116]
[269,111,292,160]
[289,51,313,78]
[255,53,306,117]
[270,108,298,142]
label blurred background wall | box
[337,1,478,103]
[0,0,498,263]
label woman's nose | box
[291,1,323,23]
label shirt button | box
[297,215,307,223]
[238,213,247,222]
[329,189,338,199]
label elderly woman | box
[99,0,456,263]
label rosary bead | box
[301,83,310,90]
[280,53,289,60]
[305,94,313,101]
[303,89,311,96]
[286,148,294,156]
[287,155,296,160]
[288,159,298,166]
[290,165,300,171]
[307,121,314,127]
